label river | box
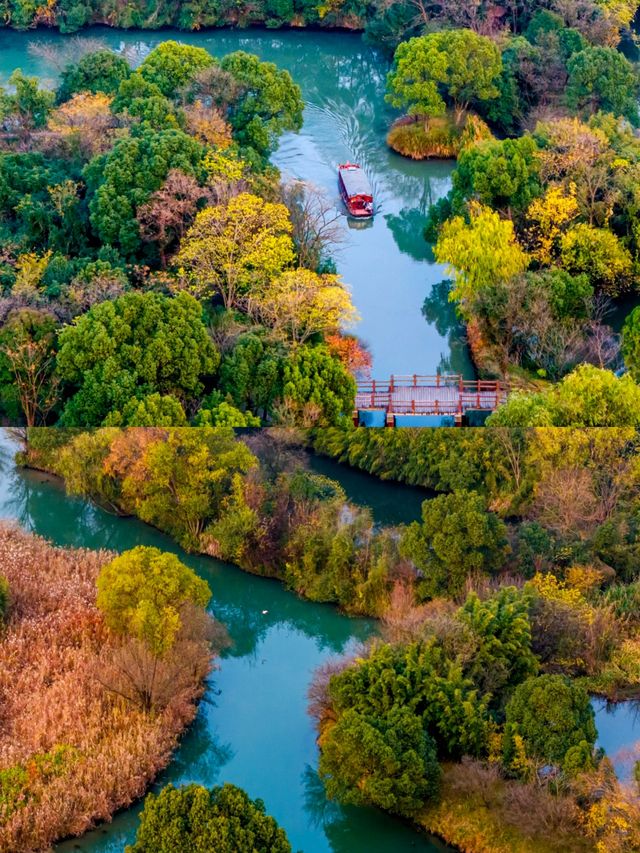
[0,430,450,852]
[0,26,473,381]
[0,432,638,849]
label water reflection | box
[594,697,640,782]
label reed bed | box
[0,524,209,852]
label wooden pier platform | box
[355,374,506,418]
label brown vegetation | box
[0,524,215,852]
[387,113,491,160]
[419,759,592,853]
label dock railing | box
[355,374,506,416]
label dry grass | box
[0,524,211,852]
[387,113,491,160]
[419,760,594,853]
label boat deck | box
[355,375,506,417]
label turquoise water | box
[0,431,449,852]
[0,27,473,381]
[0,431,637,849]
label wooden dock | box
[355,374,506,418]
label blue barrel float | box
[357,409,387,427]
[393,414,455,428]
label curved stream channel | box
[0,430,451,852]
[0,431,637,850]
[0,26,473,379]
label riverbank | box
[0,11,365,34]
[0,524,218,851]
[19,427,409,617]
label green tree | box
[489,365,640,427]
[115,428,257,550]
[503,674,597,774]
[193,399,261,426]
[221,51,303,157]
[459,587,538,700]
[87,127,205,256]
[138,41,215,98]
[452,136,541,217]
[104,393,188,426]
[0,71,55,140]
[280,344,356,426]
[126,783,291,853]
[327,640,490,757]
[567,47,640,125]
[57,291,218,426]
[560,223,633,295]
[319,706,440,817]
[96,546,211,658]
[386,30,502,121]
[219,333,285,420]
[57,50,131,102]
[112,72,165,112]
[400,491,509,599]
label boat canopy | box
[340,166,372,199]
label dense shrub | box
[126,783,291,853]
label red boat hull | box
[338,164,374,218]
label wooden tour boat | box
[338,163,374,218]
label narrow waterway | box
[0,431,451,852]
[0,27,473,380]
[0,433,638,848]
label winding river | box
[0,432,637,849]
[0,430,450,852]
[0,26,473,380]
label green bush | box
[503,674,597,775]
[126,783,291,853]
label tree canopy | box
[58,50,132,102]
[400,491,509,598]
[96,546,211,657]
[503,674,597,775]
[386,30,503,119]
[138,41,216,98]
[566,46,640,125]
[126,783,291,853]
[57,291,218,426]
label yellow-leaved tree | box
[524,183,579,265]
[249,268,359,344]
[175,192,294,309]
[434,202,528,312]
[47,91,116,157]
